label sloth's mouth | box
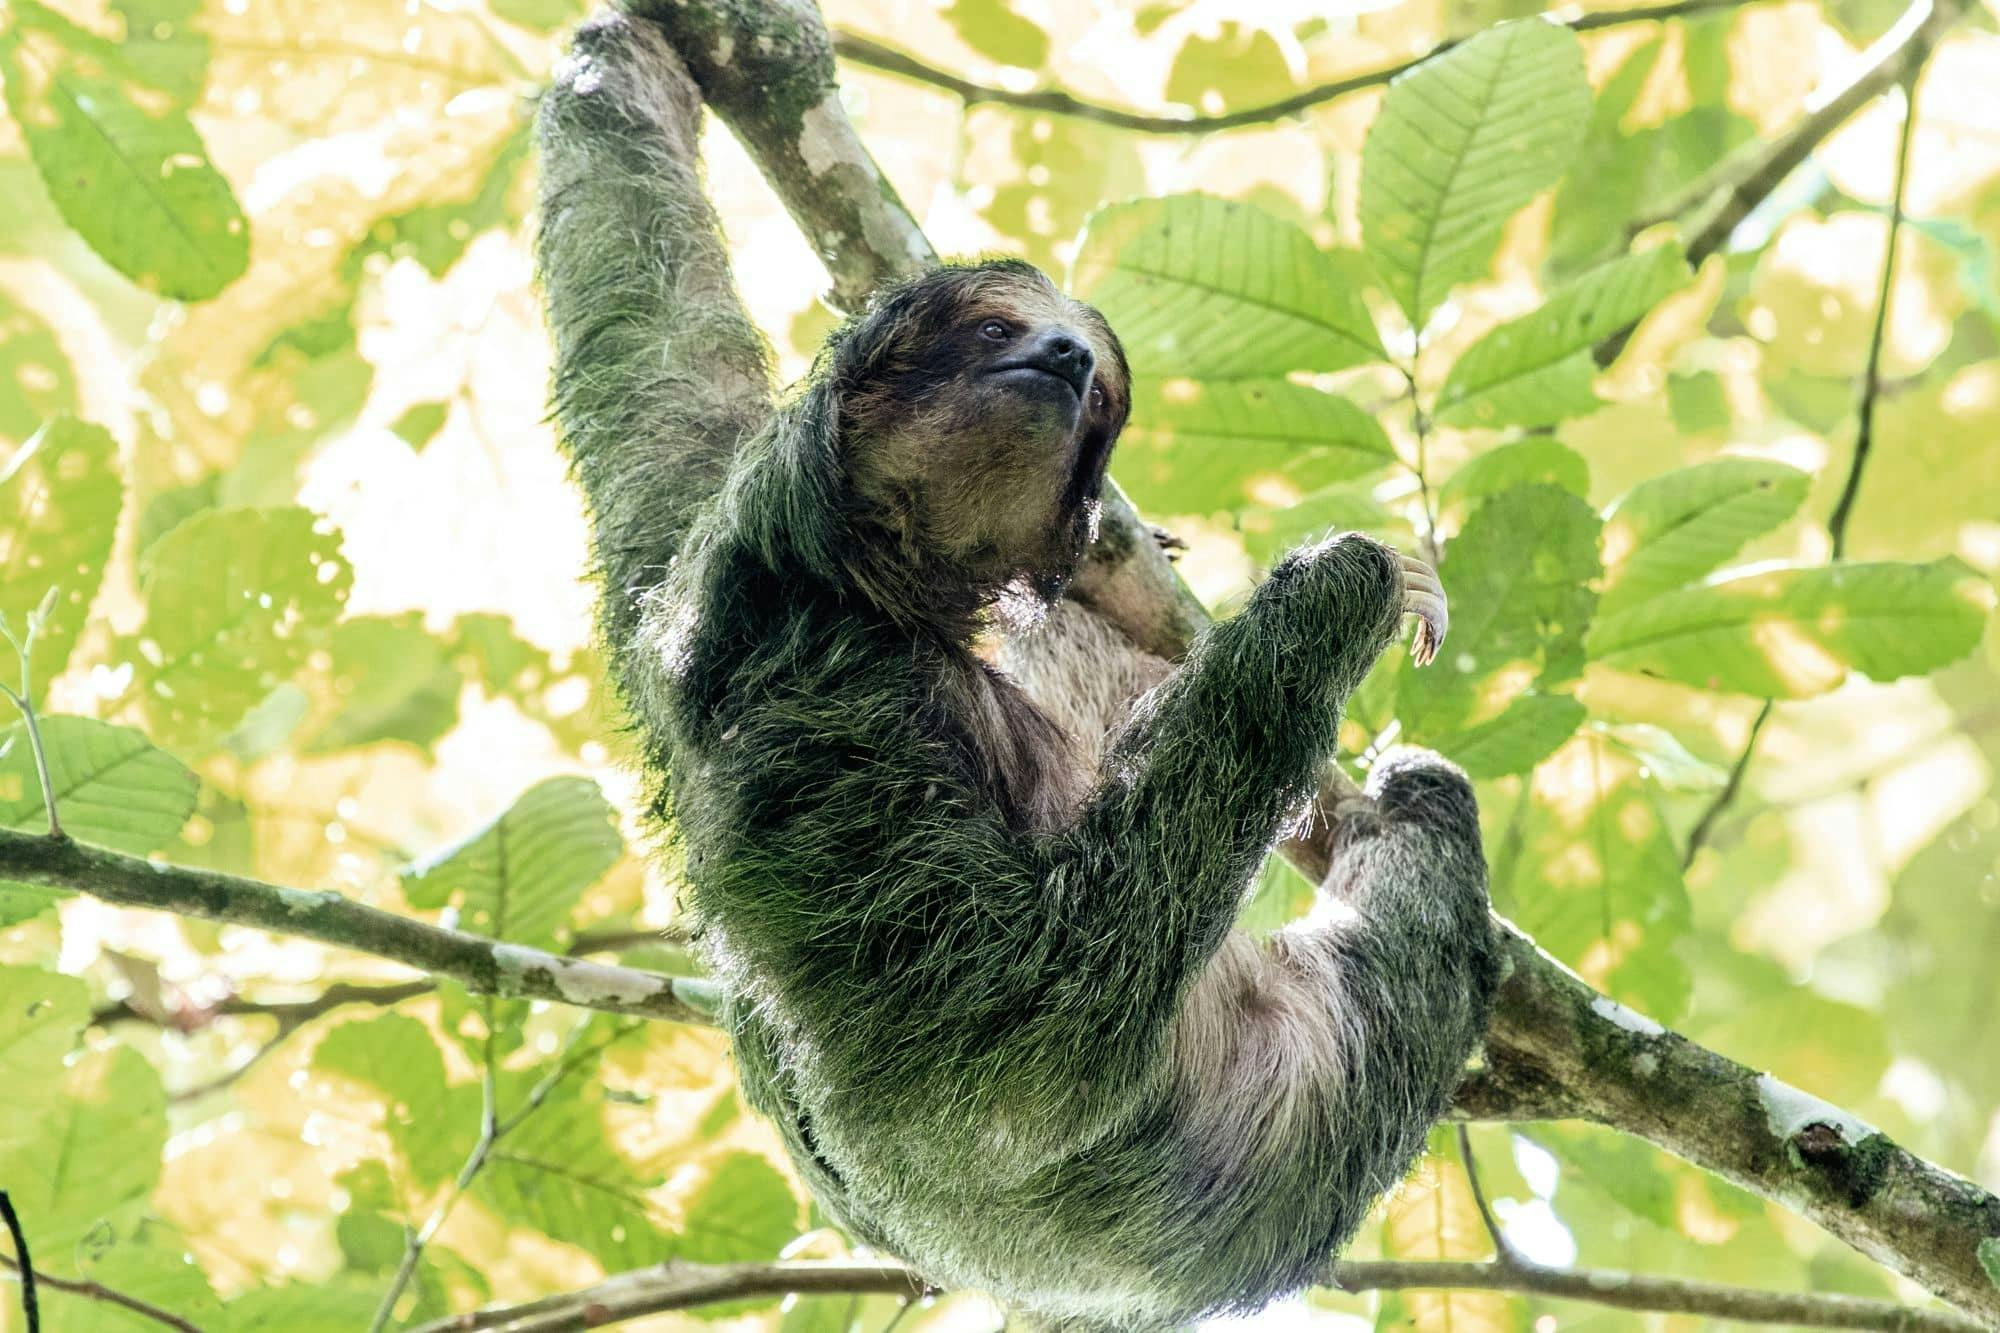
[989,361,1086,403]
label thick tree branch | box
[831,0,1757,137]
[404,1254,1981,1333]
[0,830,715,1027]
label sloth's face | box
[839,262,1131,594]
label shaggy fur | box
[537,14,1500,1330]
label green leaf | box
[1164,23,1294,112]
[1586,561,1989,698]
[313,1013,468,1192]
[0,716,197,848]
[0,963,88,1092]
[1436,243,1690,429]
[1115,379,1391,513]
[677,1152,799,1264]
[476,1095,668,1270]
[1359,19,1590,329]
[0,292,79,446]
[942,0,1048,68]
[219,1281,387,1332]
[1399,484,1602,740]
[64,1221,224,1332]
[390,400,451,453]
[1980,1237,2000,1293]
[488,0,585,33]
[0,1044,167,1265]
[1429,693,1584,778]
[1599,458,1811,613]
[1,416,122,693]
[1239,483,1400,567]
[1,8,248,300]
[132,506,351,750]
[310,614,462,754]
[1499,731,1691,1020]
[403,777,623,950]
[1073,195,1382,377]
[1440,437,1589,513]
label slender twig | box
[0,1255,203,1333]
[1398,364,1442,565]
[1828,59,1925,558]
[1668,0,1961,265]
[403,1254,1981,1333]
[0,829,717,1027]
[0,611,63,840]
[0,1193,38,1333]
[1682,699,1776,870]
[832,0,1758,136]
[1454,1125,1520,1267]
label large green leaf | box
[0,4,248,300]
[676,1152,800,1264]
[477,1094,668,1271]
[313,1013,469,1194]
[132,506,351,751]
[1586,561,1988,698]
[1440,438,1589,511]
[1072,195,1382,377]
[0,417,122,693]
[1399,484,1602,739]
[1359,19,1590,330]
[0,964,88,1094]
[1599,458,1811,613]
[1115,379,1392,513]
[1499,731,1691,1020]
[403,777,623,951]
[0,1044,167,1265]
[1436,243,1690,429]
[310,614,463,755]
[0,292,78,446]
[1429,692,1585,779]
[61,1221,224,1332]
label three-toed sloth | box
[536,12,1499,1329]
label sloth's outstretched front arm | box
[536,12,769,653]
[1054,534,1406,996]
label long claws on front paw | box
[1398,553,1448,668]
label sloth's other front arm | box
[536,11,769,657]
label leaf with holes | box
[0,417,121,695]
[1586,560,1989,698]
[1360,19,1590,330]
[0,8,248,300]
[1599,458,1811,613]
[1073,194,1382,377]
[1116,379,1392,513]
[1437,242,1689,429]
[403,777,623,951]
[132,506,351,752]
[0,292,79,447]
[314,1013,470,1193]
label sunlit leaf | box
[0,291,78,447]
[0,1044,166,1263]
[403,776,622,951]
[1439,438,1589,517]
[310,614,462,754]
[1400,483,1602,740]
[1377,1152,1516,1331]
[1600,458,1811,613]
[1073,195,1382,377]
[64,1221,224,1332]
[1115,379,1391,513]
[477,1093,669,1270]
[0,716,197,849]
[1359,19,1590,329]
[0,963,88,1091]
[390,401,452,453]
[942,0,1048,69]
[1430,692,1585,778]
[1586,561,1989,698]
[1,5,248,300]
[314,1013,469,1193]
[131,506,351,751]
[677,1152,799,1263]
[0,416,121,693]
[1437,243,1691,429]
[1499,731,1691,1020]
[1164,22,1294,112]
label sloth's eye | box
[1089,384,1105,409]
[980,320,1011,341]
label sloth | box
[536,13,1499,1329]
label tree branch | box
[830,0,1757,137]
[404,1254,1981,1333]
[1682,697,1776,870]
[0,1256,199,1333]
[1640,0,1961,265]
[0,830,716,1027]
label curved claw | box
[1399,552,1448,668]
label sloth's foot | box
[1400,552,1448,668]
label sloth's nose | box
[1029,327,1095,395]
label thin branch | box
[1398,362,1442,566]
[0,829,716,1027]
[832,0,1758,136]
[404,1254,1981,1333]
[1454,1125,1519,1266]
[1828,58,1925,558]
[1681,698,1776,870]
[0,1193,38,1333]
[0,1256,201,1333]
[93,979,437,1031]
[1664,0,1962,265]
